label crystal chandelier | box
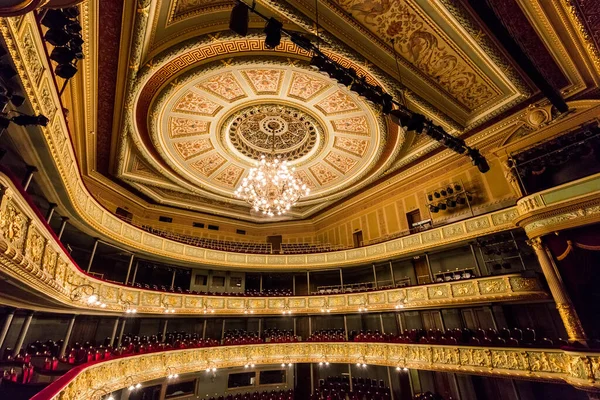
[234,129,310,217]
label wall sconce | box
[124,376,141,392]
[318,357,330,367]
[119,296,137,314]
[70,284,106,308]
[90,386,115,400]
[320,298,331,313]
[202,298,215,314]
[395,298,407,309]
[161,296,175,313]
[166,367,178,380]
[282,299,292,315]
[357,295,369,312]
[243,299,254,314]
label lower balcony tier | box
[30,342,600,399]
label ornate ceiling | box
[123,60,394,218]
[67,0,600,223]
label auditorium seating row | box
[2,326,572,373]
[280,243,350,254]
[307,329,346,342]
[263,329,301,343]
[209,389,293,400]
[223,330,263,345]
[139,224,347,255]
[313,375,391,400]
[140,225,273,254]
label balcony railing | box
[31,342,600,400]
[0,170,549,315]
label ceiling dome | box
[136,59,397,215]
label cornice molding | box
[32,342,600,399]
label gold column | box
[528,237,587,344]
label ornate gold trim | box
[516,173,600,238]
[0,169,548,315]
[37,343,600,399]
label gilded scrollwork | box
[28,342,600,399]
[0,200,28,250]
[509,277,539,292]
[478,278,507,294]
[42,245,57,276]
[25,224,45,266]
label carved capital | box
[526,236,544,251]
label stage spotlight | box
[66,21,82,34]
[309,55,327,71]
[11,114,49,127]
[364,86,383,105]
[9,94,25,107]
[438,203,447,211]
[349,80,367,96]
[427,194,433,202]
[56,63,78,79]
[229,1,249,37]
[456,196,466,205]
[69,34,84,48]
[433,191,440,198]
[429,205,439,213]
[332,68,353,86]
[440,189,447,197]
[264,18,283,49]
[468,148,490,173]
[446,199,456,208]
[321,61,338,77]
[50,47,77,64]
[381,93,393,114]
[44,29,71,46]
[41,9,70,29]
[447,186,454,195]
[388,108,412,128]
[63,6,80,18]
[454,184,462,191]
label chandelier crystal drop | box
[235,154,310,217]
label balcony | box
[0,171,548,315]
[32,342,600,399]
[516,172,600,238]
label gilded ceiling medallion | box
[228,104,321,162]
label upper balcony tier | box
[0,171,549,315]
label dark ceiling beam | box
[466,0,569,113]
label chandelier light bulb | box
[234,152,309,217]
